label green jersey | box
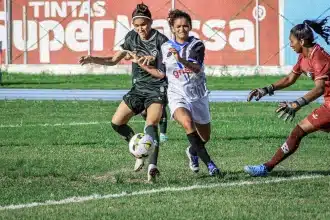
[121,29,168,91]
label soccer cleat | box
[147,164,160,182]
[244,164,269,177]
[185,146,199,173]
[134,158,145,172]
[160,133,168,143]
[207,161,220,176]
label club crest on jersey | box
[151,50,158,56]
[304,72,313,78]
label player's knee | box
[145,116,159,126]
[181,118,194,132]
[111,122,120,132]
[146,120,159,127]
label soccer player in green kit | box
[79,3,168,182]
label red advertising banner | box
[1,0,279,65]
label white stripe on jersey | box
[161,37,209,102]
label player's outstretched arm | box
[275,79,325,122]
[79,51,128,66]
[247,72,300,102]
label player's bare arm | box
[276,78,326,121]
[79,50,128,66]
[169,48,201,73]
[303,78,325,102]
[247,72,300,102]
[137,63,165,79]
[272,72,300,90]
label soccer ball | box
[129,133,155,158]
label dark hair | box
[168,9,192,27]
[290,16,330,46]
[132,3,152,19]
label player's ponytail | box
[303,17,330,45]
[290,17,330,46]
[132,3,152,20]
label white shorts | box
[168,94,210,124]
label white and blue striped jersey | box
[161,36,209,102]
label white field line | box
[0,121,135,128]
[0,119,231,128]
[0,174,326,211]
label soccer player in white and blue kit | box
[161,9,220,176]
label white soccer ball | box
[129,133,155,158]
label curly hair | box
[167,9,192,27]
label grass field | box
[1,72,316,90]
[1,100,330,219]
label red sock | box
[264,125,307,171]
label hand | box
[137,55,156,66]
[275,97,308,121]
[275,101,299,121]
[247,85,274,102]
[79,55,93,65]
[169,48,180,61]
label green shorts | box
[123,86,167,114]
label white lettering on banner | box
[229,19,254,51]
[93,20,115,51]
[28,1,106,18]
[51,2,67,18]
[13,21,38,51]
[190,20,201,38]
[29,2,44,18]
[0,12,7,49]
[152,19,171,37]
[7,10,256,63]
[202,19,227,51]
[66,20,89,52]
[39,20,64,63]
[113,15,130,51]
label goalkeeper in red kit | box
[245,17,330,176]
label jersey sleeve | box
[155,34,169,74]
[188,41,205,65]
[120,31,134,51]
[292,54,303,75]
[311,49,330,81]
[156,48,166,75]
[161,42,169,64]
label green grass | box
[1,72,315,90]
[0,100,329,219]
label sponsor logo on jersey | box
[173,68,193,79]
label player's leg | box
[174,107,219,176]
[244,105,330,177]
[111,101,135,142]
[112,90,145,172]
[159,105,168,142]
[141,109,147,121]
[145,103,163,181]
[191,96,220,176]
